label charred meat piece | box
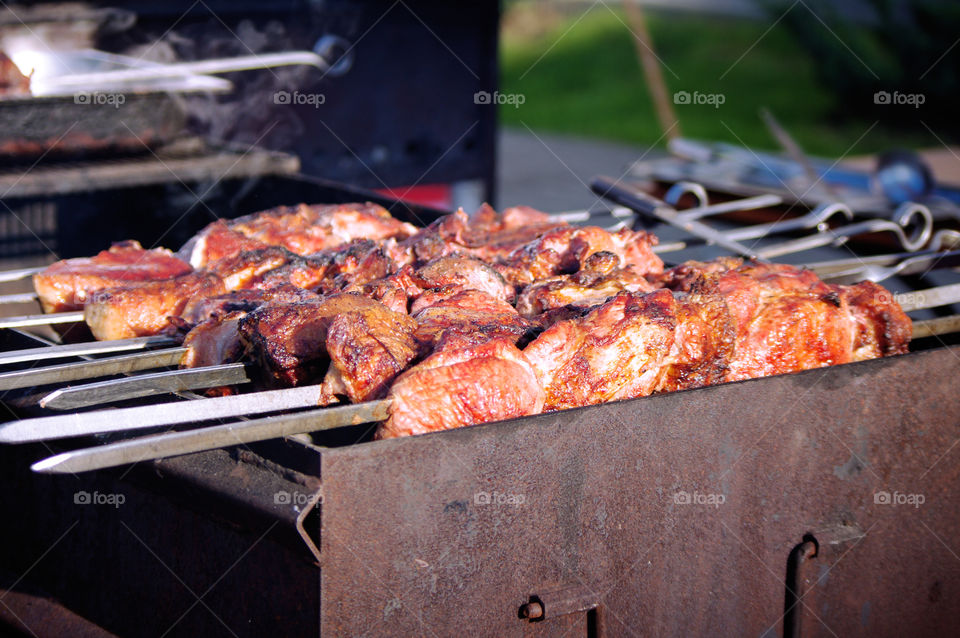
[181,284,320,325]
[653,257,744,292]
[835,280,911,361]
[85,273,225,341]
[412,289,538,348]
[378,334,545,439]
[516,251,655,316]
[323,306,420,402]
[497,225,664,287]
[400,207,566,265]
[253,239,395,294]
[239,294,417,394]
[702,261,911,381]
[83,248,292,341]
[183,202,416,267]
[409,253,516,312]
[34,241,192,314]
[523,289,733,411]
[205,246,293,292]
[342,266,421,314]
[181,311,248,369]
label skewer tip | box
[31,452,74,473]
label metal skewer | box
[0,266,45,283]
[30,399,392,474]
[0,292,39,305]
[0,347,187,391]
[0,311,84,329]
[39,363,249,410]
[590,176,762,259]
[0,384,329,443]
[0,335,177,366]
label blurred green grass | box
[500,6,932,157]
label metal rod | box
[898,283,960,313]
[0,292,39,305]
[0,311,83,329]
[0,347,186,391]
[38,51,329,89]
[39,363,250,410]
[31,399,392,474]
[590,176,761,259]
[912,316,960,339]
[0,335,176,366]
[0,266,44,283]
[0,383,326,443]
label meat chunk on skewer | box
[498,225,663,287]
[412,289,538,348]
[34,241,192,314]
[85,273,225,341]
[658,259,912,381]
[523,289,734,411]
[239,294,418,400]
[516,251,655,317]
[378,335,545,439]
[399,207,566,265]
[409,253,516,311]
[84,247,294,341]
[184,202,417,267]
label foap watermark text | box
[673,90,725,108]
[474,491,526,506]
[874,490,924,508]
[674,490,725,508]
[274,90,326,108]
[74,490,125,508]
[474,90,525,108]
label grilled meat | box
[239,294,417,395]
[516,251,655,316]
[181,311,248,370]
[85,273,225,341]
[378,334,544,439]
[84,248,293,341]
[185,203,416,267]
[34,241,192,314]
[523,289,733,411]
[412,289,537,348]
[661,259,912,381]
[182,221,271,269]
[498,225,663,286]
[181,284,320,325]
[837,280,911,360]
[400,207,565,265]
[409,253,516,312]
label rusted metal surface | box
[320,345,960,636]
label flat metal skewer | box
[0,266,45,283]
[31,399,392,474]
[0,384,328,443]
[0,311,84,330]
[39,363,250,410]
[0,347,186,391]
[0,335,177,366]
[0,292,39,305]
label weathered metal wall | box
[320,346,960,637]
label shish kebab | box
[0,199,938,472]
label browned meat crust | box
[34,241,192,314]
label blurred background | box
[498,0,960,208]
